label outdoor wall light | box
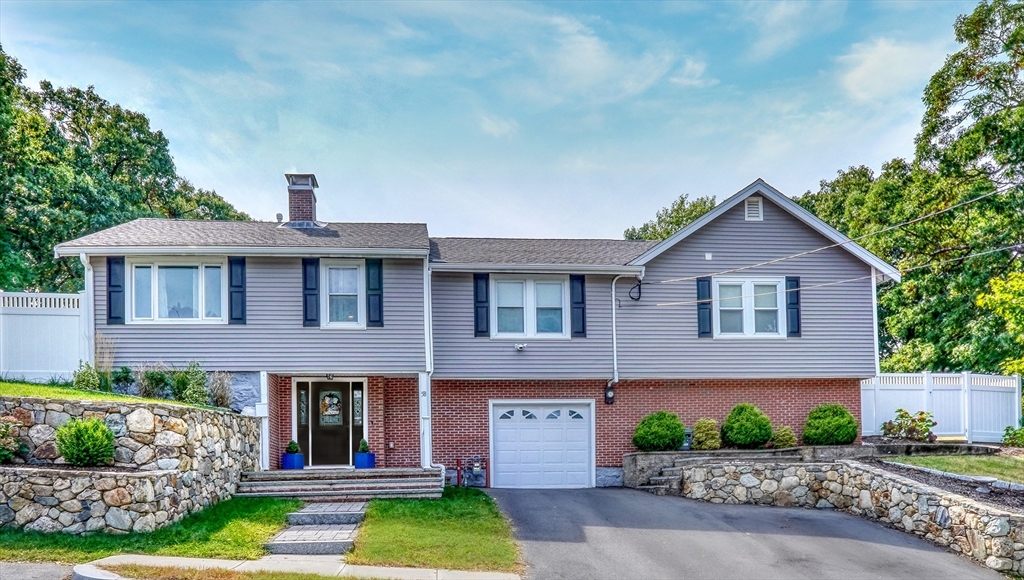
[604,383,615,405]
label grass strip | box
[888,454,1024,484]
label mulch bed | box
[4,463,140,473]
[865,456,1024,513]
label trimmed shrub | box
[803,404,860,445]
[55,418,115,467]
[691,418,721,450]
[111,366,134,392]
[72,361,100,392]
[879,408,934,442]
[721,403,772,448]
[209,371,233,409]
[285,440,301,454]
[135,364,171,399]
[0,416,28,464]
[358,439,370,453]
[177,362,210,406]
[632,410,687,452]
[1002,425,1024,447]
[771,425,797,449]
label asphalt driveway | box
[488,487,1001,580]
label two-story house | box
[54,174,899,488]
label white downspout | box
[420,257,444,483]
[78,253,95,365]
[257,371,270,471]
[610,268,643,386]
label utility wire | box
[651,186,1008,286]
[647,243,1021,309]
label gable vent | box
[745,196,763,221]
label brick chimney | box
[285,174,319,223]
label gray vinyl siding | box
[431,273,614,378]
[616,197,877,378]
[92,256,426,373]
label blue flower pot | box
[281,453,304,470]
[354,452,376,469]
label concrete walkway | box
[76,554,520,580]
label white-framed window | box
[491,276,570,339]
[127,259,227,324]
[712,277,786,338]
[321,259,365,329]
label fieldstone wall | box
[674,460,1024,573]
[0,396,261,534]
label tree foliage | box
[624,193,716,240]
[0,45,249,292]
[978,272,1024,373]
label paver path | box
[266,501,366,554]
[489,487,1001,580]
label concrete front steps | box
[238,467,444,502]
[265,503,366,555]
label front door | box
[294,380,366,466]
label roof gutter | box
[54,246,430,259]
[430,263,644,276]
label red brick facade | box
[267,374,860,470]
[269,374,421,469]
[430,378,861,467]
[287,188,316,222]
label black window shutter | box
[570,275,586,337]
[366,258,383,327]
[473,273,489,337]
[786,276,801,337]
[228,257,246,324]
[107,256,125,325]
[302,258,319,327]
[696,277,712,337]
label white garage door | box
[491,401,593,489]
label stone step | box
[236,488,442,501]
[638,484,670,496]
[648,476,680,485]
[242,468,442,482]
[661,467,684,476]
[287,503,366,525]
[264,523,357,555]
[239,476,441,489]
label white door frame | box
[488,398,597,488]
[292,376,368,468]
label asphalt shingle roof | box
[55,219,430,251]
[429,237,658,266]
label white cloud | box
[838,38,950,103]
[668,57,718,88]
[479,114,519,137]
[741,1,846,61]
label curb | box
[71,564,126,580]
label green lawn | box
[0,497,300,563]
[347,486,519,572]
[0,380,195,407]
[888,454,1024,484]
[104,565,376,580]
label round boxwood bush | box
[691,418,721,450]
[802,404,859,446]
[721,403,772,448]
[771,425,797,449]
[632,410,686,451]
[55,418,115,467]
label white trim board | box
[55,246,429,258]
[628,178,901,283]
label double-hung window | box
[321,259,365,329]
[491,276,569,338]
[712,277,786,338]
[129,260,226,323]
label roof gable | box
[628,179,901,283]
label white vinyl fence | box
[861,372,1023,443]
[0,292,88,382]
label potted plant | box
[282,440,304,470]
[354,438,375,469]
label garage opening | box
[490,400,594,488]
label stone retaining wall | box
[0,397,261,534]
[676,460,1024,573]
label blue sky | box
[2,1,975,238]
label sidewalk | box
[73,554,521,580]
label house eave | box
[429,262,644,276]
[54,245,430,259]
